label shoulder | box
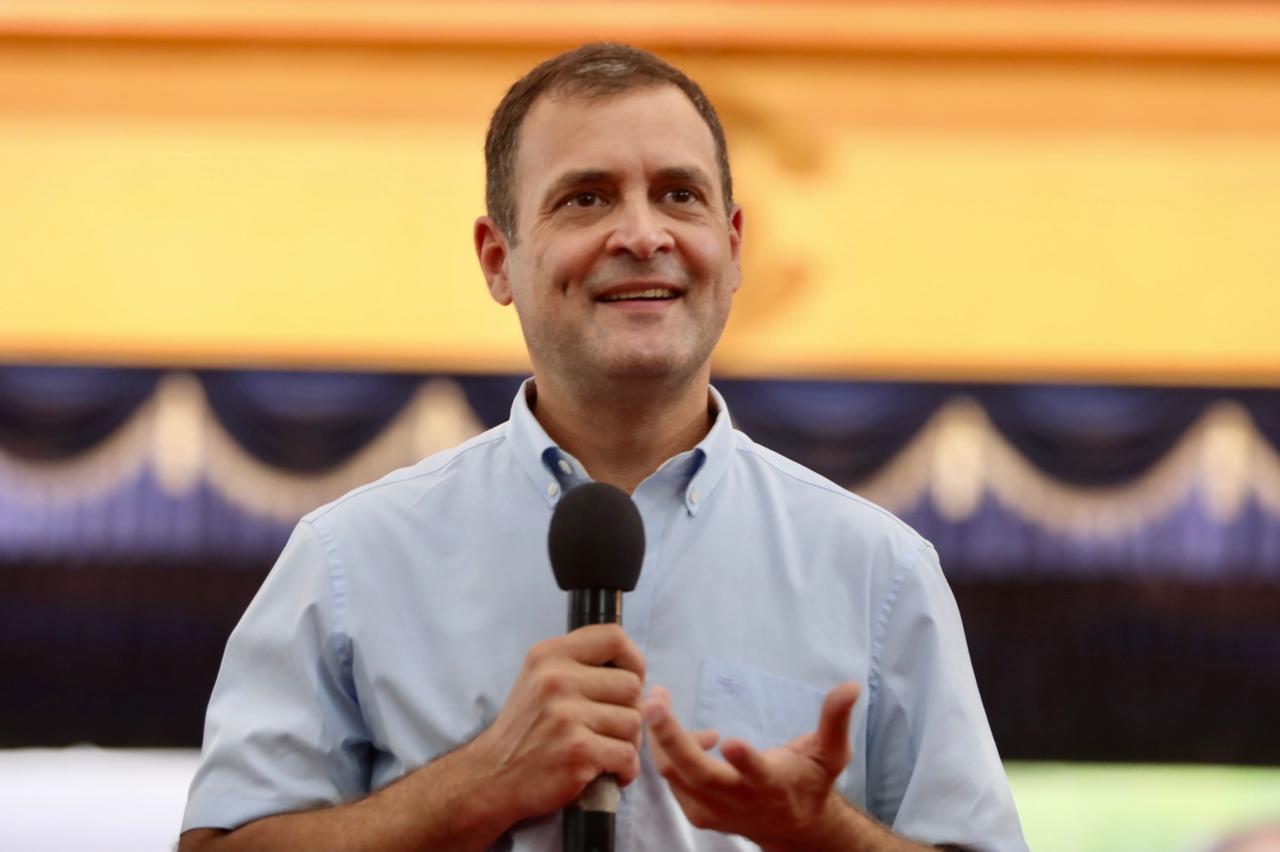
[728,429,936,565]
[301,422,512,539]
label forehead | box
[513,85,719,198]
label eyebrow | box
[538,165,716,210]
[653,166,715,192]
[539,169,613,210]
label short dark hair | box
[484,42,734,239]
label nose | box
[605,199,674,260]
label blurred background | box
[2,1,1279,849]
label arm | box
[863,546,1026,849]
[179,740,502,852]
[643,543,1025,851]
[182,623,646,852]
[643,682,937,852]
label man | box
[180,43,1026,851]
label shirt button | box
[689,488,700,505]
[558,459,573,475]
[547,482,560,498]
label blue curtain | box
[1240,389,1280,453]
[718,379,952,483]
[2,365,1278,581]
[0,365,160,460]
[197,370,421,472]
[973,385,1213,485]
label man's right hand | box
[464,623,647,826]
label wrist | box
[765,791,858,852]
[440,733,523,842]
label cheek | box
[533,232,603,293]
[681,231,737,287]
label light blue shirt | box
[183,381,1026,850]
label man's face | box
[480,85,742,396]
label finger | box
[647,684,671,708]
[643,697,738,789]
[644,708,705,803]
[644,689,716,760]
[564,624,645,677]
[588,731,642,787]
[578,665,645,708]
[581,701,644,744]
[814,681,860,766]
[692,729,720,751]
[719,737,771,784]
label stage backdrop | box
[2,0,1280,384]
[1,365,1278,764]
[2,0,1279,775]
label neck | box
[529,372,714,494]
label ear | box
[728,205,744,293]
[474,216,513,306]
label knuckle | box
[536,669,570,700]
[622,708,643,739]
[620,672,644,704]
[686,804,715,830]
[572,764,598,789]
[622,643,646,677]
[564,734,595,769]
[525,639,552,667]
[544,698,574,730]
[600,626,624,654]
[618,754,641,786]
[623,708,642,735]
[605,624,633,651]
[686,765,714,789]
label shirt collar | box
[506,378,734,515]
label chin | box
[595,350,708,385]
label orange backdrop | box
[3,1,1280,384]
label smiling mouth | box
[598,288,680,302]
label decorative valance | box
[2,365,1278,580]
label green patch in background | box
[1007,763,1280,852]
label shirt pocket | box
[692,660,827,753]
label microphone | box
[548,481,646,852]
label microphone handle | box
[564,588,623,852]
[567,588,622,631]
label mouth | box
[596,287,681,303]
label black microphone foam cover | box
[548,481,645,592]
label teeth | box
[601,288,677,302]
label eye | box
[563,191,605,209]
[664,188,698,204]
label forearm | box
[179,741,513,852]
[182,626,646,852]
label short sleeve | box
[864,543,1028,851]
[181,519,372,832]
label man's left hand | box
[643,681,861,852]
